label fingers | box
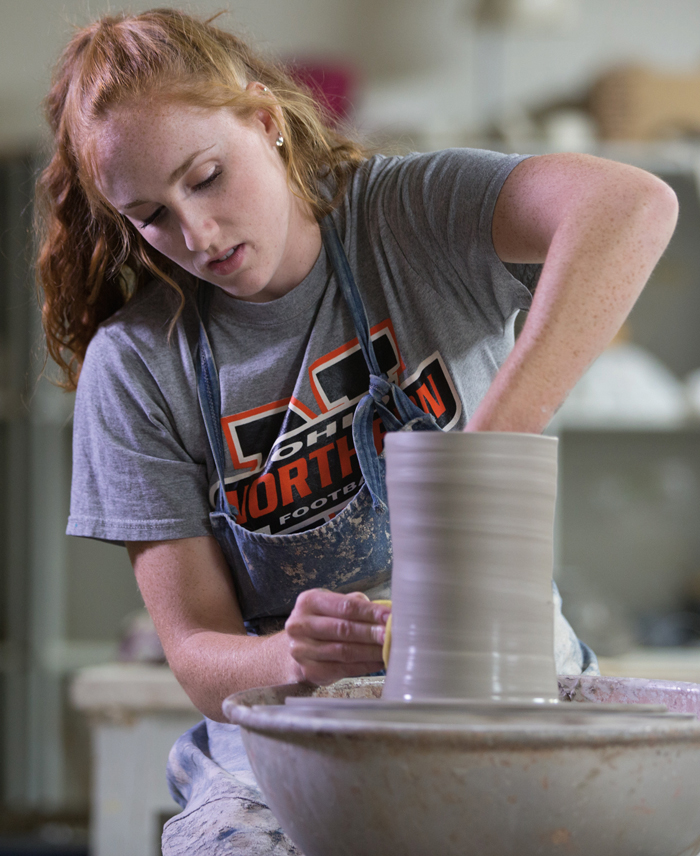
[293,588,391,626]
[284,588,390,685]
[286,589,389,647]
[287,613,386,645]
[289,636,384,664]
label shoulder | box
[341,148,531,240]
[348,148,529,199]
[80,278,198,402]
[340,148,530,247]
[87,279,196,363]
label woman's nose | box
[180,210,217,253]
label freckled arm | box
[467,153,679,433]
[127,536,388,721]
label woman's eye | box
[140,207,165,229]
[194,168,222,191]
[136,169,220,229]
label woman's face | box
[92,95,321,302]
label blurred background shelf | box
[70,665,199,856]
[599,649,700,683]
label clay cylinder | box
[382,431,559,703]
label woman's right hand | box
[284,589,390,686]
[127,536,391,718]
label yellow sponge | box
[373,599,392,669]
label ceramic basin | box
[224,676,700,856]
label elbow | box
[632,171,679,253]
[170,660,228,722]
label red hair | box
[36,8,367,390]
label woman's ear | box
[246,81,281,142]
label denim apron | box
[194,216,438,635]
[163,216,599,855]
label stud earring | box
[275,133,284,147]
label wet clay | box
[382,431,560,703]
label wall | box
[0,0,353,151]
[359,0,700,135]
[3,0,700,150]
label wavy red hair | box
[36,8,367,390]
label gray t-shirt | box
[67,148,536,543]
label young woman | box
[37,9,677,854]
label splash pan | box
[224,676,700,856]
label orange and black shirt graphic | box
[215,321,461,534]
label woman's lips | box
[207,243,245,276]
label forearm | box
[168,628,297,722]
[169,589,389,721]
[469,160,678,433]
[128,537,387,722]
[128,536,302,722]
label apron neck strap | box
[195,284,232,514]
[320,217,384,378]
[320,216,438,510]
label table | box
[71,664,201,856]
